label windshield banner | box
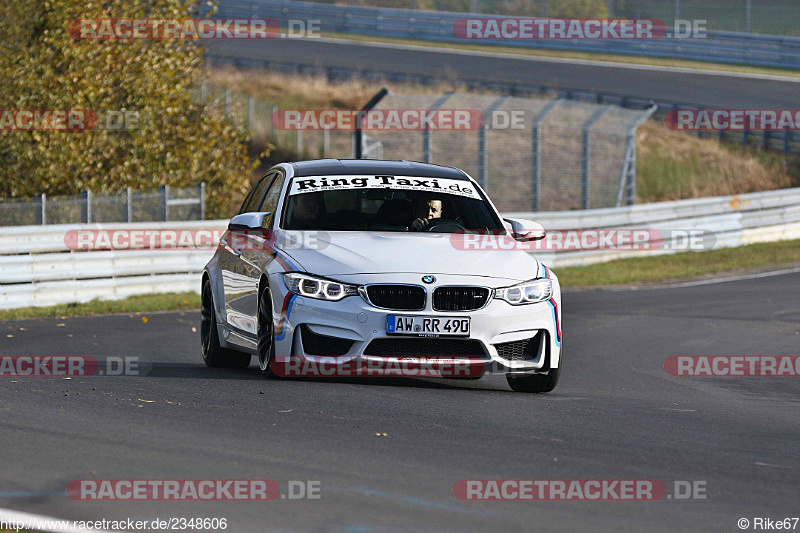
[289,175,481,199]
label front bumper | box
[269,272,562,377]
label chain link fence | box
[0,185,205,226]
[201,83,655,212]
[365,93,655,212]
[196,82,355,159]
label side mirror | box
[228,212,271,231]
[503,218,546,242]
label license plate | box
[387,315,470,337]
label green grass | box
[634,122,800,203]
[0,292,199,321]
[557,238,800,287]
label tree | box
[0,0,255,217]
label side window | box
[238,186,257,215]
[259,172,286,228]
[242,173,276,214]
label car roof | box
[290,159,470,180]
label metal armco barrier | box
[2,188,800,309]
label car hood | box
[278,231,540,283]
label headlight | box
[494,278,552,305]
[283,273,359,301]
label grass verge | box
[557,239,800,287]
[0,292,199,321]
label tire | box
[506,366,560,393]
[257,284,277,378]
[200,278,251,369]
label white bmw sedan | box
[201,159,562,392]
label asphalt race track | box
[208,38,800,108]
[1,271,798,532]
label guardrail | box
[215,0,800,69]
[0,221,224,310]
[2,187,800,309]
[508,187,800,267]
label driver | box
[410,197,442,231]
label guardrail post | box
[323,129,330,158]
[81,190,92,223]
[421,92,454,164]
[159,185,169,221]
[478,124,488,190]
[745,0,752,33]
[620,132,637,206]
[531,126,542,212]
[126,187,133,222]
[200,81,208,105]
[581,106,610,210]
[247,96,255,129]
[35,193,46,225]
[530,99,561,212]
[618,104,657,207]
[198,182,206,220]
[477,96,509,193]
[763,130,771,150]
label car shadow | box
[133,362,509,390]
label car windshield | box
[281,176,503,232]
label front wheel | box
[200,278,251,369]
[506,366,560,393]
[257,285,277,378]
